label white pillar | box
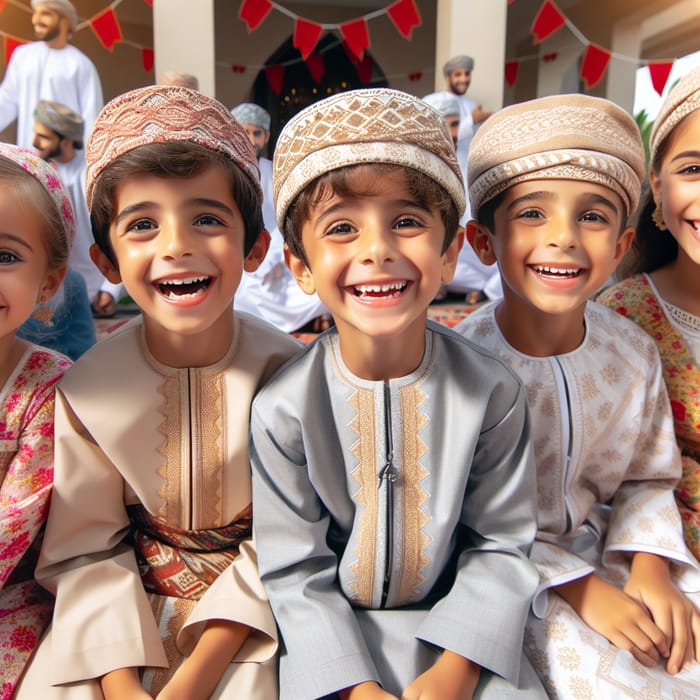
[152,0,216,97]
[606,22,641,111]
[435,0,508,111]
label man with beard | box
[231,102,328,333]
[32,99,122,321]
[0,1,103,150]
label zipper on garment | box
[378,382,396,608]
[552,357,574,532]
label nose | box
[545,217,578,249]
[358,223,396,265]
[161,218,194,259]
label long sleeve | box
[0,50,20,134]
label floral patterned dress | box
[0,345,71,699]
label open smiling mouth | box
[353,281,408,298]
[157,276,212,299]
[531,265,583,278]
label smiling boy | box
[249,88,545,700]
[456,94,700,697]
[16,85,300,699]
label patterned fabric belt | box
[125,504,252,600]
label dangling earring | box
[32,296,54,327]
[652,204,668,231]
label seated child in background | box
[599,67,700,562]
[250,88,546,699]
[16,85,300,699]
[0,144,73,696]
[456,94,700,699]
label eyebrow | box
[506,190,619,213]
[115,198,237,226]
[670,150,700,163]
[0,232,32,251]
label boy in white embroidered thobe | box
[250,88,547,700]
[456,93,700,699]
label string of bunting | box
[507,0,679,93]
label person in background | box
[159,71,200,90]
[0,0,103,150]
[231,101,329,333]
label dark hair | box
[281,163,460,267]
[476,191,506,234]
[0,156,69,270]
[90,141,263,267]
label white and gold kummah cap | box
[650,66,700,166]
[273,88,466,227]
[468,93,645,218]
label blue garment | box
[19,268,96,361]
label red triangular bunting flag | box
[649,62,674,96]
[505,60,519,87]
[357,55,373,85]
[0,1,7,14]
[294,18,323,60]
[387,0,421,40]
[265,64,284,95]
[91,8,123,51]
[4,36,25,64]
[306,53,325,84]
[580,43,611,89]
[531,0,565,44]
[340,18,369,60]
[143,0,152,6]
[239,0,272,32]
[141,47,154,72]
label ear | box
[243,229,270,273]
[614,226,635,263]
[649,168,661,207]
[284,245,316,295]
[440,227,464,284]
[467,220,497,265]
[90,244,122,283]
[39,264,68,302]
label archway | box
[253,33,388,153]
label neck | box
[494,293,586,357]
[0,335,29,390]
[44,34,69,49]
[651,251,700,316]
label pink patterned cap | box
[85,85,261,209]
[0,143,75,247]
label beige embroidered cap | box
[85,85,260,209]
[273,88,466,227]
[468,93,645,218]
[650,66,700,166]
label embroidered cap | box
[468,93,645,218]
[650,66,700,167]
[422,91,460,118]
[231,102,271,131]
[0,143,75,246]
[34,99,84,148]
[85,85,261,209]
[273,88,466,227]
[31,0,79,32]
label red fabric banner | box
[294,18,323,60]
[143,0,152,6]
[141,47,154,72]
[531,0,565,44]
[0,1,7,15]
[649,62,674,96]
[4,36,24,64]
[239,0,272,32]
[340,18,369,60]
[580,43,611,89]
[306,53,325,84]
[505,60,519,87]
[387,0,421,40]
[90,8,123,51]
[265,64,284,94]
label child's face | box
[650,109,700,265]
[98,165,266,348]
[288,166,459,344]
[0,185,64,341]
[472,178,633,316]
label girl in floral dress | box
[599,67,700,563]
[0,144,73,697]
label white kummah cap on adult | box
[443,55,474,76]
[467,93,645,218]
[422,91,460,118]
[650,66,700,166]
[34,99,84,148]
[273,88,466,227]
[231,103,271,131]
[31,0,79,31]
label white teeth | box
[162,276,208,286]
[355,281,406,294]
[532,265,581,277]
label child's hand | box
[101,668,153,700]
[625,552,700,674]
[402,650,480,700]
[556,573,668,668]
[338,681,398,699]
